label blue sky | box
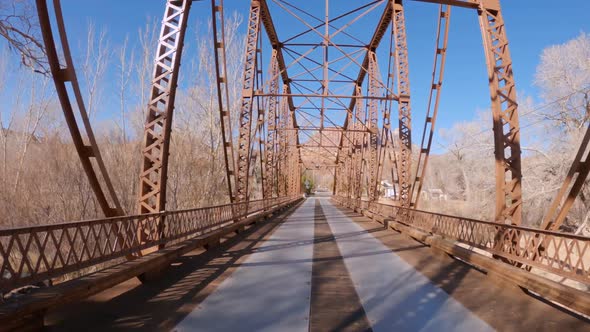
[4,0,590,147]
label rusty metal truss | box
[40,0,590,264]
[410,4,451,207]
[235,0,261,202]
[212,0,238,203]
[263,50,280,199]
[541,124,590,231]
[21,0,590,315]
[138,0,192,215]
[367,52,382,201]
[36,0,124,218]
[392,0,412,207]
[478,1,523,225]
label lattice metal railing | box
[333,196,590,285]
[0,196,299,293]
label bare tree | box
[130,16,159,135]
[80,22,110,120]
[117,35,133,143]
[0,0,47,74]
[12,70,52,194]
[535,32,590,131]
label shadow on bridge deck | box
[45,201,301,331]
[44,198,589,331]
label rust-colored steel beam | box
[393,0,413,207]
[35,0,131,267]
[277,87,289,197]
[334,104,353,195]
[263,50,280,199]
[410,4,451,207]
[352,85,367,199]
[375,10,397,202]
[541,124,590,231]
[335,1,393,179]
[478,1,522,225]
[36,0,123,218]
[388,131,401,197]
[411,0,498,10]
[367,52,381,201]
[286,107,299,195]
[235,0,261,202]
[258,0,302,162]
[280,127,369,133]
[211,0,237,203]
[253,93,393,100]
[138,0,192,215]
[406,0,521,223]
[252,31,266,199]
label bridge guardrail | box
[333,196,590,286]
[0,196,299,294]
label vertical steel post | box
[334,108,353,196]
[236,0,262,202]
[211,0,237,203]
[367,51,381,201]
[411,4,451,207]
[478,0,522,225]
[138,0,192,215]
[36,0,124,218]
[352,85,366,199]
[264,50,280,199]
[278,86,289,196]
[393,0,412,207]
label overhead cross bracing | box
[236,0,402,203]
[3,0,590,329]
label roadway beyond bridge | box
[42,197,588,331]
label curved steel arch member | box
[211,0,238,203]
[393,0,522,225]
[235,0,262,202]
[410,4,451,208]
[138,0,192,215]
[35,0,124,218]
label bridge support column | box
[264,49,280,199]
[393,0,412,208]
[236,0,262,203]
[212,0,238,203]
[36,0,124,218]
[138,0,192,215]
[478,1,522,225]
[367,52,381,201]
[136,0,193,255]
[351,85,366,200]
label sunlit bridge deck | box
[40,197,588,331]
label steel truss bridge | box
[1,0,589,330]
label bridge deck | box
[45,198,588,331]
